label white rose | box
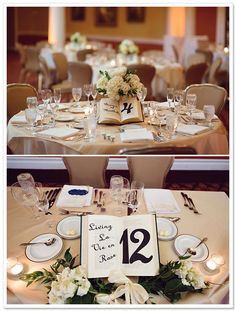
[97,76,108,90]
[76,278,91,296]
[60,279,77,299]
[48,292,65,304]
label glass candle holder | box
[7,258,24,277]
[203,254,225,275]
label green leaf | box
[70,292,95,304]
[165,279,184,292]
[64,248,73,262]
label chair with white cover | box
[77,49,96,62]
[184,83,227,115]
[63,156,108,188]
[185,62,208,87]
[127,64,156,100]
[127,156,174,188]
[186,53,206,68]
[7,83,37,119]
[118,146,197,155]
[52,52,72,93]
[208,57,222,84]
[68,61,92,88]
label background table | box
[7,106,229,155]
[7,188,229,304]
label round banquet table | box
[7,187,229,305]
[7,103,229,155]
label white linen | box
[120,128,153,142]
[176,124,209,136]
[36,127,80,139]
[156,101,175,109]
[144,189,181,214]
[56,185,93,208]
[11,114,40,124]
[192,112,218,120]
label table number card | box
[80,214,160,278]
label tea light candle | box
[205,259,217,271]
[204,254,224,274]
[7,258,24,276]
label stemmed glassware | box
[91,84,98,102]
[186,94,197,125]
[72,87,82,107]
[129,181,144,212]
[53,88,61,106]
[165,114,178,140]
[137,86,147,105]
[110,175,124,215]
[83,84,93,104]
[11,181,43,221]
[26,96,38,109]
[25,108,37,133]
[203,105,215,127]
[167,88,174,109]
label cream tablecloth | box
[7,106,229,155]
[7,188,229,305]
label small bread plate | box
[174,234,209,262]
[156,218,178,241]
[25,233,63,262]
[55,115,74,122]
[57,103,69,111]
[57,216,81,240]
[69,107,86,114]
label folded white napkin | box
[56,185,93,208]
[120,128,153,142]
[144,189,181,214]
[11,115,40,124]
[176,123,209,136]
[157,101,175,109]
[69,107,87,113]
[191,111,218,120]
[37,127,80,139]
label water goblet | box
[167,88,174,109]
[17,172,35,191]
[110,175,124,215]
[165,114,178,140]
[203,105,215,127]
[186,94,197,124]
[25,108,37,132]
[83,84,93,104]
[91,84,98,102]
[129,181,144,213]
[83,115,97,142]
[137,86,147,105]
[26,96,38,109]
[72,87,82,107]
[11,181,43,220]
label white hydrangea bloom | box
[119,40,139,55]
[76,278,91,296]
[96,75,109,90]
[109,67,127,77]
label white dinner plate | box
[174,234,209,262]
[55,115,74,122]
[156,218,178,241]
[57,216,81,239]
[25,233,63,262]
[57,104,69,111]
[69,107,86,114]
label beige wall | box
[66,7,167,39]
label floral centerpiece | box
[96,67,143,101]
[118,39,139,55]
[20,248,209,305]
[65,32,87,52]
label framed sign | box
[127,7,145,23]
[71,7,85,21]
[95,7,117,27]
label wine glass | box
[53,88,61,105]
[129,181,144,213]
[26,96,38,109]
[83,84,93,104]
[165,114,178,140]
[25,108,37,132]
[72,87,82,107]
[186,94,197,124]
[203,105,215,127]
[167,88,174,109]
[137,86,147,105]
[91,84,98,102]
[110,175,124,215]
[11,182,43,220]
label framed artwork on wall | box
[71,7,86,21]
[95,7,117,27]
[127,7,145,23]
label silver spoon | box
[183,237,208,256]
[20,238,56,246]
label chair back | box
[208,58,222,84]
[127,156,174,188]
[15,42,26,66]
[63,157,108,188]
[68,62,92,88]
[7,83,37,118]
[118,146,197,155]
[172,45,179,62]
[77,49,95,62]
[186,53,206,68]
[8,136,78,154]
[52,52,69,82]
[127,64,156,100]
[35,40,51,50]
[184,83,227,115]
[24,46,41,72]
[185,62,208,86]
